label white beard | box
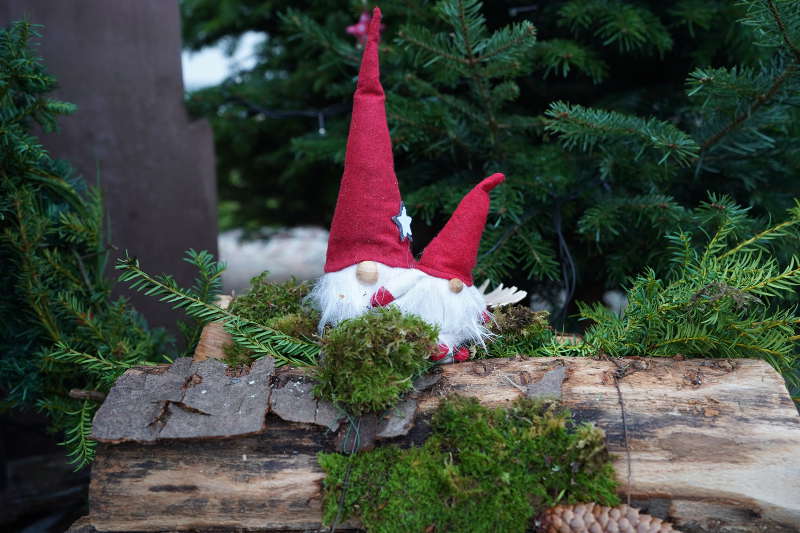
[307,263,424,331]
[391,272,491,353]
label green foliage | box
[526,197,800,391]
[183,0,800,322]
[219,272,320,367]
[578,198,800,389]
[228,272,316,322]
[0,21,169,468]
[479,305,554,358]
[315,308,437,415]
[116,254,319,367]
[319,396,619,533]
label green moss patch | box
[314,308,438,415]
[319,396,619,533]
[222,273,320,366]
[480,305,554,357]
[228,272,318,325]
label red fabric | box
[417,173,505,285]
[370,286,395,307]
[325,8,414,273]
[431,344,450,362]
[453,347,470,362]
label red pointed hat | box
[324,7,414,273]
[416,173,505,286]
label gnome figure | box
[308,8,422,330]
[389,173,505,363]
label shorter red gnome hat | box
[324,7,414,273]
[416,173,505,286]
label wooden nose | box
[356,261,379,284]
[449,278,464,293]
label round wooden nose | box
[356,261,379,284]
[449,278,464,293]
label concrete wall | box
[1,1,218,333]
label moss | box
[222,272,320,366]
[315,307,438,415]
[228,272,319,325]
[222,341,254,370]
[266,312,317,339]
[482,305,554,358]
[320,396,619,533]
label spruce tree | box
[183,0,799,323]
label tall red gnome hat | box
[416,173,505,286]
[324,7,414,273]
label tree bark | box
[87,355,800,532]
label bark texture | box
[88,356,800,532]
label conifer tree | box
[183,0,798,322]
[0,22,218,468]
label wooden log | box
[87,356,800,532]
[192,294,233,362]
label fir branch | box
[61,399,96,469]
[545,102,700,166]
[720,203,800,258]
[699,64,797,152]
[767,0,800,63]
[116,253,319,366]
[396,29,470,66]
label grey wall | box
[1,1,218,334]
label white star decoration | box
[392,202,413,242]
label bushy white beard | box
[307,264,424,332]
[391,273,491,352]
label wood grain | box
[193,295,233,362]
[88,356,800,532]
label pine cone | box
[536,503,680,533]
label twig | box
[699,65,795,153]
[455,0,498,142]
[503,374,527,392]
[701,1,800,153]
[68,389,106,402]
[768,0,800,64]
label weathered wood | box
[192,295,233,362]
[88,356,800,532]
[92,357,274,443]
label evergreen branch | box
[116,254,319,366]
[653,335,716,348]
[47,343,138,375]
[11,191,61,342]
[768,0,800,63]
[61,399,96,469]
[479,23,536,62]
[451,0,498,137]
[699,64,797,152]
[545,102,699,166]
[396,30,469,66]
[740,259,800,296]
[733,342,786,357]
[720,211,800,258]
